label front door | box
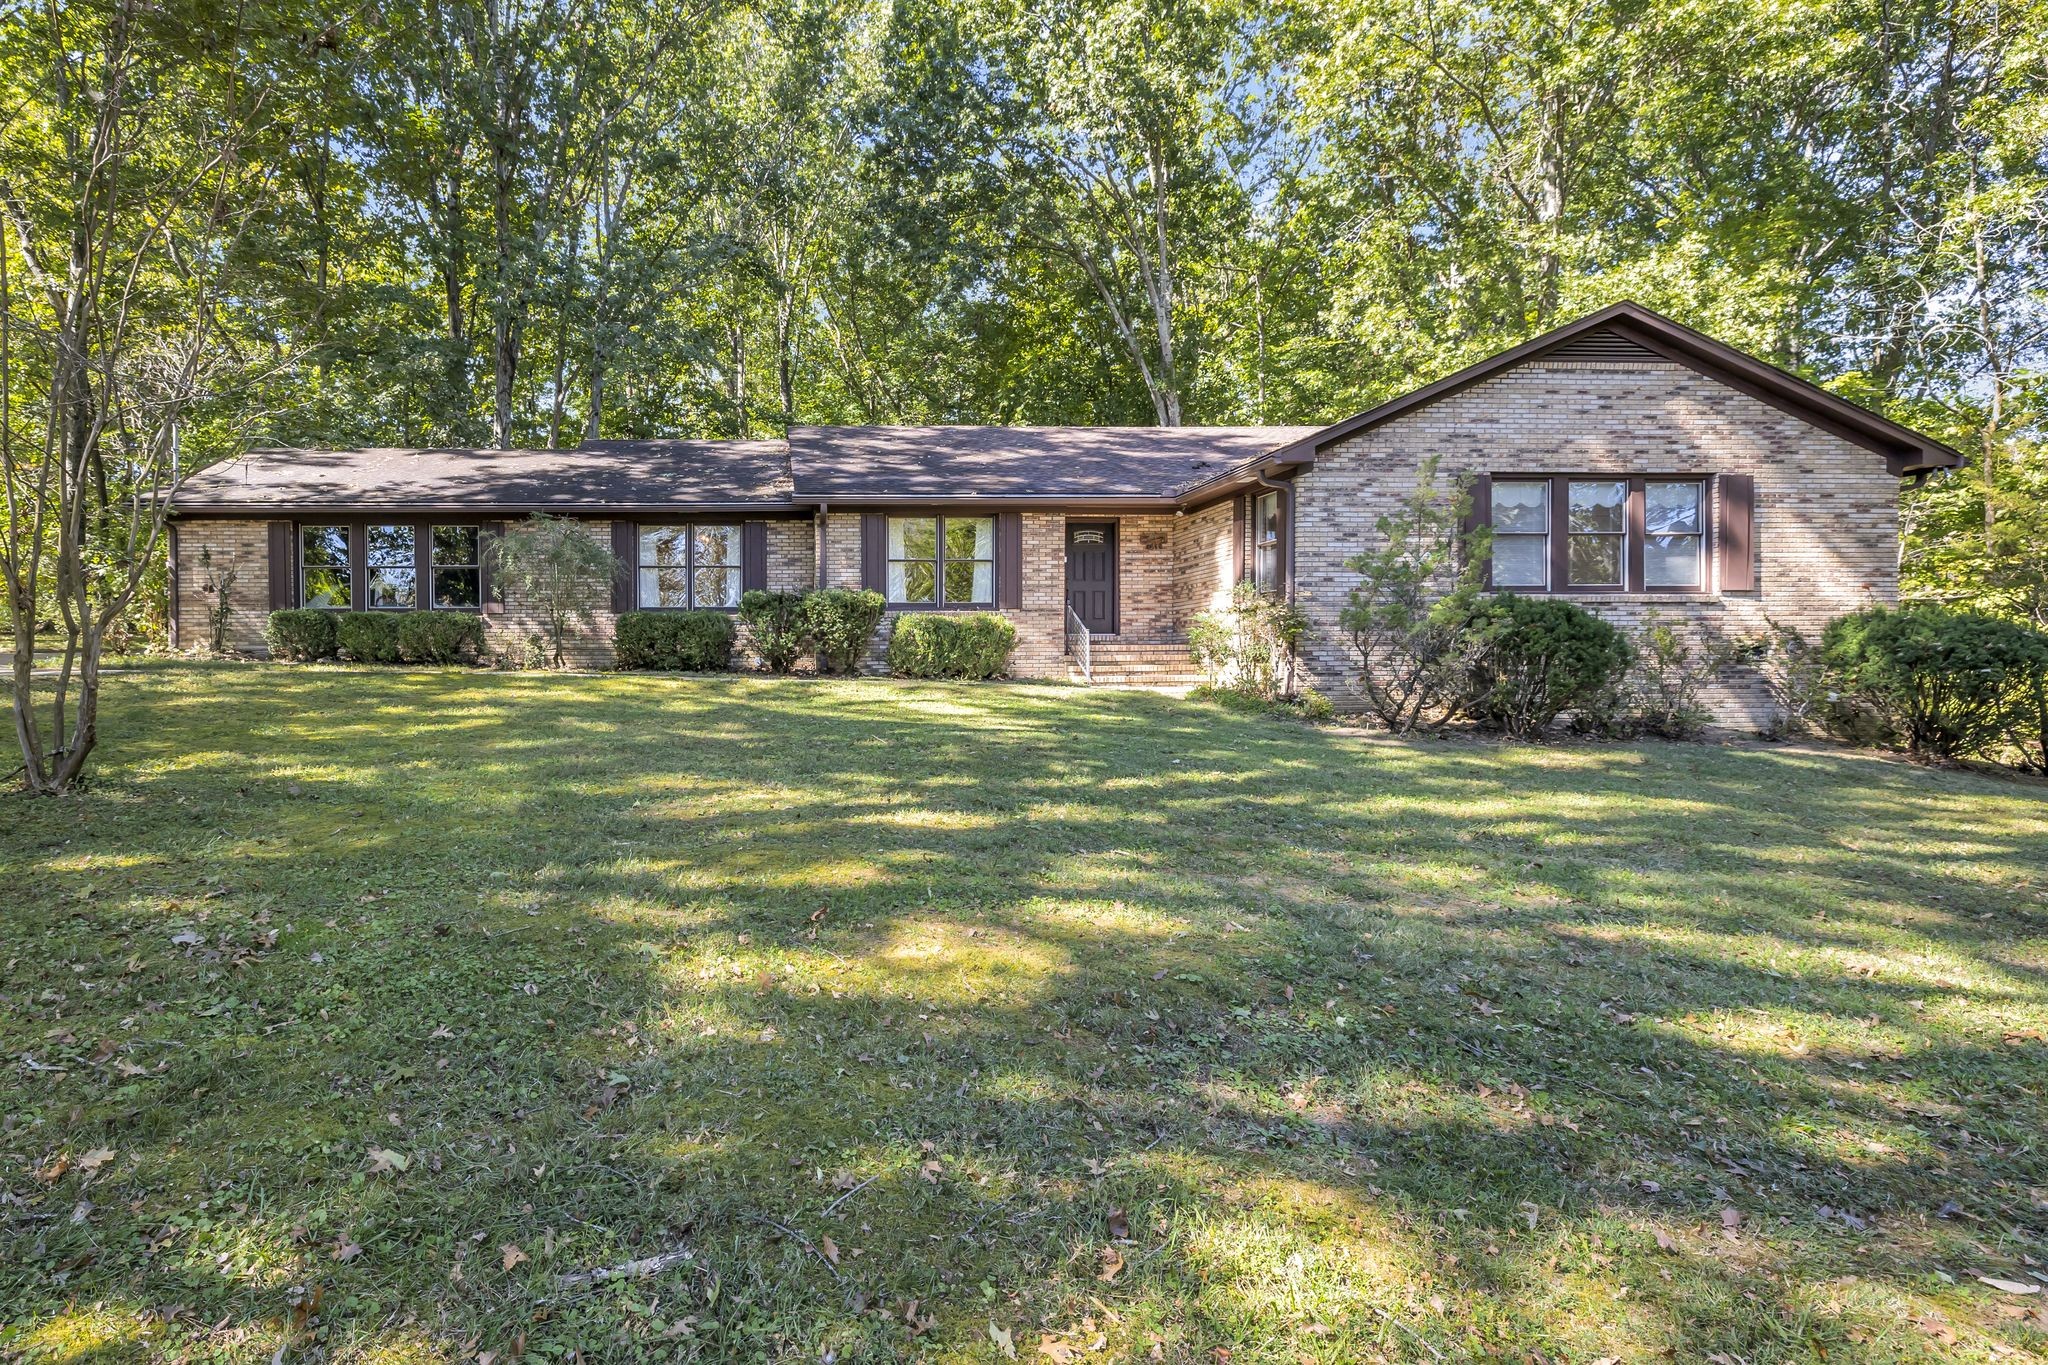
[1065,521,1118,634]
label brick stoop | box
[1069,639,1204,688]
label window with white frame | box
[1253,492,1282,593]
[887,515,993,606]
[1488,481,1550,588]
[1643,480,1705,588]
[638,524,742,609]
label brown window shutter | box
[481,520,506,614]
[996,511,1023,610]
[742,521,768,594]
[1718,474,1755,592]
[610,520,637,612]
[1231,496,1246,583]
[860,512,885,592]
[1462,474,1491,577]
[267,521,294,610]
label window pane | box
[693,566,740,608]
[1256,492,1280,542]
[1567,534,1622,585]
[1645,534,1702,588]
[434,567,481,607]
[1492,535,1547,588]
[639,527,688,568]
[366,524,414,566]
[301,525,349,567]
[889,518,937,560]
[945,516,993,560]
[1491,482,1548,533]
[639,567,689,607]
[694,524,740,568]
[889,559,936,603]
[432,525,479,566]
[1255,544,1280,594]
[944,559,993,604]
[1646,482,1701,535]
[1568,481,1626,533]
[368,568,416,609]
[303,567,351,608]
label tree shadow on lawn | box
[4,663,2046,1363]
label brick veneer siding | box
[1105,514,1177,641]
[1170,497,1241,633]
[171,519,271,653]
[1288,358,1901,726]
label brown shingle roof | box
[787,425,1319,500]
[172,439,794,512]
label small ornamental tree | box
[1338,460,1486,730]
[1189,582,1312,701]
[484,514,616,668]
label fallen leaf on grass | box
[819,1235,840,1266]
[366,1148,409,1175]
[1653,1228,1677,1253]
[989,1322,1016,1360]
[1107,1208,1129,1240]
[1978,1275,2040,1295]
[1098,1246,1124,1282]
[1720,1207,1741,1230]
[501,1243,528,1271]
[333,1239,362,1262]
[77,1147,117,1174]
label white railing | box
[1065,606,1092,683]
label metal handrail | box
[1065,605,1092,683]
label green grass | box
[3,663,2046,1363]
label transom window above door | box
[638,524,742,609]
[1484,475,1711,593]
[887,515,993,606]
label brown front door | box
[1065,521,1117,634]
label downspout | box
[814,502,828,589]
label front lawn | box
[3,664,2045,1363]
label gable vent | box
[1546,328,1662,363]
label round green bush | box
[397,611,487,665]
[265,609,338,661]
[1457,594,1633,737]
[738,590,812,674]
[615,610,737,671]
[804,589,886,674]
[336,611,404,663]
[886,612,1017,679]
[1819,604,2048,759]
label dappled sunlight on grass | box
[3,662,2045,1362]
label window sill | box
[884,602,999,613]
[1492,590,1721,604]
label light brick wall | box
[766,518,816,591]
[1170,498,1240,634]
[1290,359,1900,725]
[171,519,270,653]
[481,518,617,669]
[1104,514,1176,641]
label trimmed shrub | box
[887,612,1016,679]
[615,610,737,671]
[1619,610,1740,739]
[266,609,338,661]
[1457,594,1633,738]
[738,590,812,674]
[804,588,886,674]
[398,611,487,665]
[336,611,403,663]
[1819,604,2048,759]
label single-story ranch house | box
[169,302,1961,723]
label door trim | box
[1065,519,1119,636]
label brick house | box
[169,302,1960,722]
